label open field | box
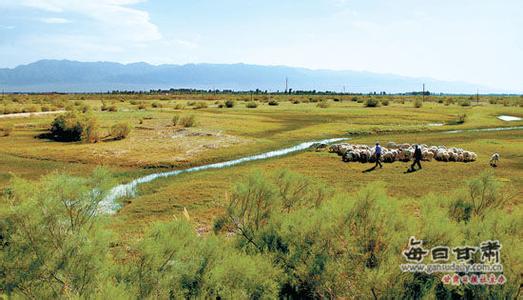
[1,93,522,297]
[1,93,522,204]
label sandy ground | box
[0,110,65,119]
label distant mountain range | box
[0,59,495,94]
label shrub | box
[364,98,380,107]
[444,97,455,106]
[446,114,467,125]
[414,98,423,108]
[179,115,196,127]
[193,102,208,109]
[291,99,301,104]
[50,112,100,143]
[317,101,330,108]
[41,105,51,112]
[0,169,116,298]
[246,101,258,108]
[25,105,39,112]
[81,104,91,113]
[268,100,279,106]
[187,101,196,106]
[110,122,131,140]
[172,115,180,126]
[225,100,235,108]
[174,104,184,110]
[138,103,147,110]
[151,101,163,108]
[108,105,118,112]
[459,99,471,106]
[381,98,390,106]
[0,124,14,137]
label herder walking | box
[375,142,383,168]
[410,144,422,171]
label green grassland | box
[1,93,522,298]
[1,93,522,230]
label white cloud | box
[19,0,161,42]
[40,17,71,24]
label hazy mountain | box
[0,59,492,93]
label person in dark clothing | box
[410,144,422,171]
[375,142,383,168]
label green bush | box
[0,123,14,137]
[246,101,258,108]
[0,169,115,298]
[459,99,471,106]
[317,100,330,108]
[50,112,100,143]
[364,98,380,107]
[446,113,467,125]
[193,102,208,109]
[172,114,180,126]
[179,115,196,127]
[225,100,235,108]
[0,170,520,298]
[381,98,390,106]
[110,122,131,140]
[268,100,279,106]
[173,114,196,127]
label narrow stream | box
[99,137,347,213]
[99,125,523,214]
[442,126,523,134]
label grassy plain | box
[1,93,522,237]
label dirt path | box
[0,110,65,119]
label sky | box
[0,0,522,92]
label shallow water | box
[498,115,522,122]
[99,137,347,214]
[443,126,523,134]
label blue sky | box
[0,0,522,92]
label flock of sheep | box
[321,142,478,164]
